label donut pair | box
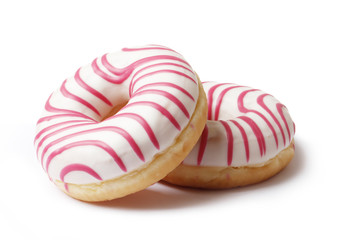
[35,45,295,202]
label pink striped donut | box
[34,45,207,201]
[164,82,295,188]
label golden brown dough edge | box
[163,141,295,189]
[53,77,207,202]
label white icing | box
[35,45,199,184]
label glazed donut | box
[164,81,295,188]
[34,45,207,201]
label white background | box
[0,0,345,239]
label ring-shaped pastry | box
[34,45,207,201]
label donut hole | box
[100,100,129,122]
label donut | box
[34,45,207,201]
[164,81,295,188]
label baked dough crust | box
[54,77,207,202]
[163,141,295,189]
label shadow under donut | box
[90,182,231,210]
[91,137,305,210]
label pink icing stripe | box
[229,120,249,162]
[37,95,95,124]
[46,140,127,172]
[106,113,160,150]
[36,122,95,156]
[105,126,145,161]
[129,62,193,96]
[40,126,144,168]
[197,125,209,166]
[130,69,196,95]
[220,121,234,166]
[37,114,93,124]
[132,89,190,118]
[133,82,195,101]
[257,94,286,146]
[238,116,266,156]
[131,62,193,81]
[101,54,133,76]
[123,101,181,130]
[206,83,229,120]
[35,120,84,142]
[91,58,130,84]
[277,103,291,142]
[44,94,95,120]
[60,163,103,191]
[127,56,193,92]
[238,90,278,148]
[74,68,112,106]
[60,80,101,116]
[214,86,242,120]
